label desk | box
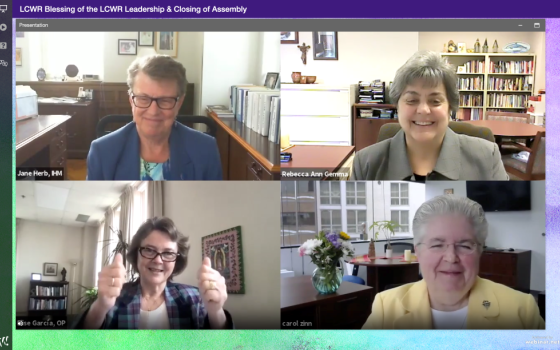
[208,112,280,180]
[38,100,98,159]
[281,275,374,329]
[462,120,545,138]
[281,145,355,179]
[16,115,71,179]
[353,258,420,295]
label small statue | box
[60,267,67,282]
[297,43,311,65]
[483,39,489,53]
[474,39,481,53]
[493,40,499,53]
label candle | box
[404,250,411,262]
[281,134,290,149]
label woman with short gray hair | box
[87,54,223,181]
[351,51,508,181]
[362,195,544,329]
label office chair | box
[339,261,366,285]
[96,115,217,139]
[377,121,495,143]
[384,242,414,254]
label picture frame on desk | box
[265,73,280,89]
[118,39,137,55]
[313,32,338,60]
[201,226,245,294]
[156,32,178,57]
[281,32,299,44]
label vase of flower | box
[312,264,343,294]
[299,230,355,294]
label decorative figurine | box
[297,43,311,65]
[493,40,499,53]
[483,39,489,53]
[474,39,481,53]
[60,267,67,282]
[447,40,457,53]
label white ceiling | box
[16,181,134,228]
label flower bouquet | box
[299,231,355,294]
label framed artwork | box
[281,32,299,44]
[15,48,22,66]
[201,226,245,294]
[264,72,279,89]
[43,263,58,276]
[118,39,137,55]
[313,32,338,60]
[31,273,42,281]
[444,188,454,195]
[138,32,154,46]
[457,42,466,53]
[156,32,178,58]
[457,66,466,73]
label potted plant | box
[75,227,134,312]
[369,221,400,258]
[298,231,354,294]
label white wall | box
[15,220,98,314]
[200,32,280,114]
[280,32,419,85]
[425,181,545,291]
[163,182,280,329]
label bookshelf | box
[28,280,69,317]
[442,53,536,120]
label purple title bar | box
[12,0,553,18]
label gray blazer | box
[350,128,509,181]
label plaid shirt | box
[74,281,234,329]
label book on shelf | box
[489,60,534,74]
[487,93,528,108]
[488,76,532,91]
[29,297,67,311]
[230,84,280,141]
[358,80,385,104]
[31,284,68,297]
[457,108,482,121]
[267,96,281,144]
[230,84,254,115]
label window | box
[40,32,104,79]
[317,182,371,241]
[131,182,148,241]
[281,181,318,246]
[391,183,409,205]
[391,210,410,233]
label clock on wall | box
[37,68,46,81]
[447,40,457,53]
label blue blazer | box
[87,121,223,180]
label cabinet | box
[281,276,374,329]
[209,112,280,180]
[281,84,355,145]
[479,249,531,292]
[38,101,98,159]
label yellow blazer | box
[362,277,544,329]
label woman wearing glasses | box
[87,55,222,180]
[362,195,544,329]
[76,217,233,329]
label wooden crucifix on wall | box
[297,43,311,65]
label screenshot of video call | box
[2,7,557,349]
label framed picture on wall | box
[201,226,245,294]
[138,32,154,46]
[15,48,22,66]
[118,39,137,55]
[313,32,338,60]
[156,32,178,57]
[43,263,58,276]
[281,32,299,44]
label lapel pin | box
[482,300,490,310]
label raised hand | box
[96,253,127,311]
[197,257,227,315]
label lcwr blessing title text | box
[20,6,248,14]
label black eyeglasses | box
[139,247,180,262]
[130,94,179,110]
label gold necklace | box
[143,295,162,311]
